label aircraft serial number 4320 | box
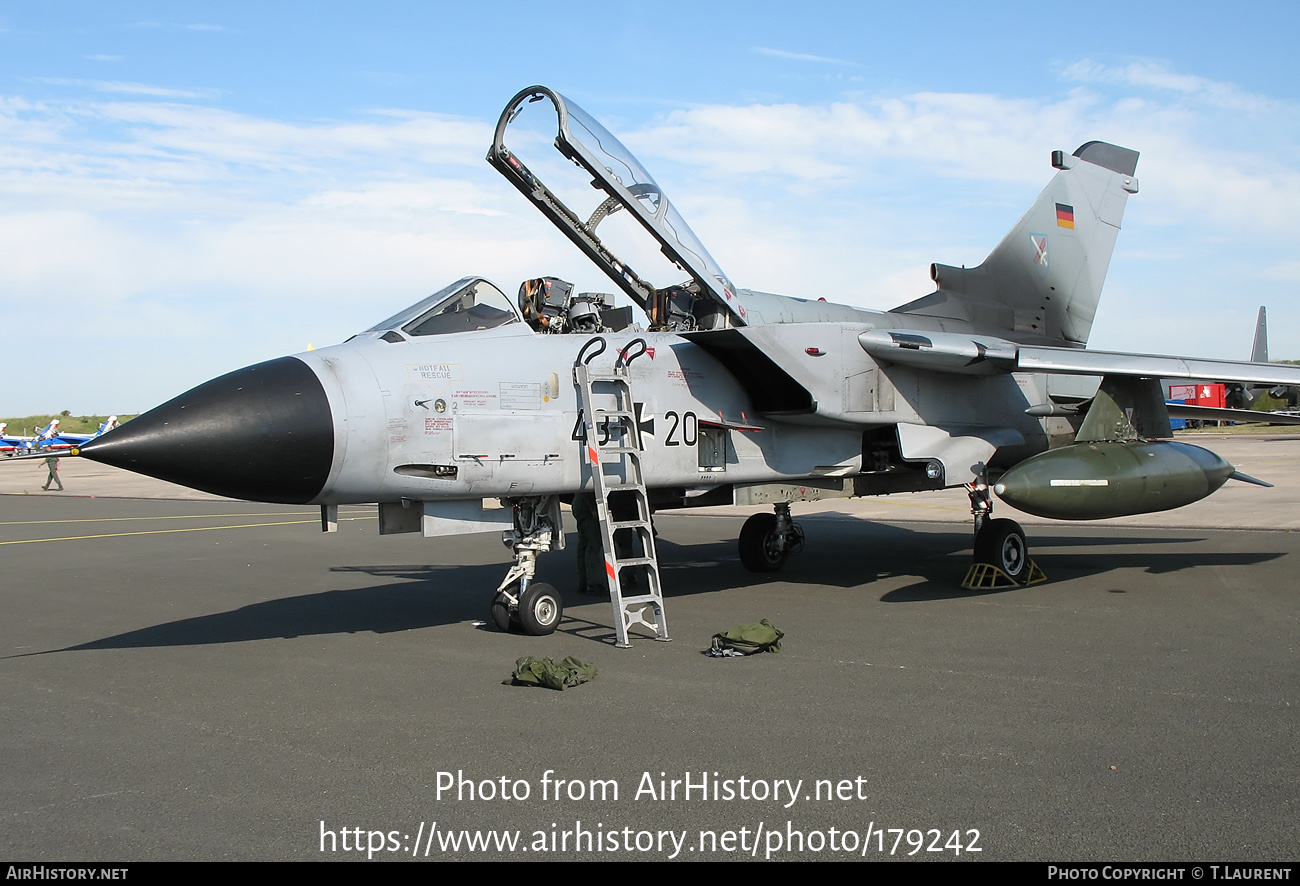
[75,86,1300,647]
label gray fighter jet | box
[75,86,1300,645]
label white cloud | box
[624,91,1098,187]
[1060,58,1282,114]
[622,80,1300,245]
[128,21,233,33]
[76,102,488,171]
[1260,261,1300,282]
[752,47,859,67]
[30,78,220,99]
[0,98,493,211]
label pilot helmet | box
[567,299,601,332]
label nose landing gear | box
[492,496,566,635]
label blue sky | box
[3,1,1298,414]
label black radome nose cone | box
[80,356,334,504]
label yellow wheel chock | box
[961,558,1046,590]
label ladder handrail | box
[616,337,648,369]
[577,335,607,366]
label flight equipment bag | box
[707,619,784,656]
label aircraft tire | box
[518,582,562,636]
[738,513,788,573]
[490,591,516,632]
[974,518,1028,580]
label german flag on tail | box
[1055,203,1075,229]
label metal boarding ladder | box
[574,337,669,648]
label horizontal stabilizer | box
[1016,346,1300,386]
[1166,404,1300,425]
[858,332,1300,390]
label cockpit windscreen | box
[367,278,520,337]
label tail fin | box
[894,141,1139,347]
[1242,306,1288,406]
[1251,306,1268,363]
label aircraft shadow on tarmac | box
[37,563,505,654]
[874,545,1286,603]
[27,521,1285,654]
[788,516,1284,602]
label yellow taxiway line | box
[0,515,376,546]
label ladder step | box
[612,556,657,567]
[617,594,663,606]
[610,520,651,530]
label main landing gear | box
[738,502,805,573]
[492,495,565,635]
[733,492,1039,588]
[964,472,1043,588]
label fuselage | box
[77,280,1089,507]
[295,286,1077,506]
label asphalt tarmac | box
[2,437,1298,861]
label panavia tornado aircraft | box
[71,85,1300,646]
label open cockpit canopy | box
[488,86,746,330]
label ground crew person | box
[573,491,647,595]
[42,455,63,491]
[572,492,606,595]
